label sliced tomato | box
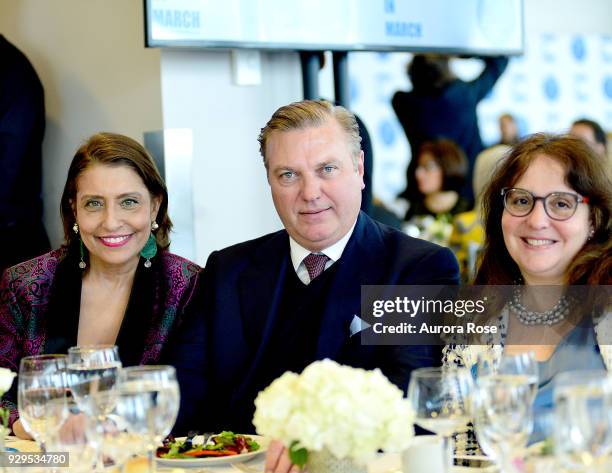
[182,449,239,457]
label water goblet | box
[66,344,122,418]
[553,370,612,471]
[67,344,122,471]
[45,399,98,472]
[473,352,538,473]
[408,367,474,473]
[115,365,180,473]
[17,354,69,452]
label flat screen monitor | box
[144,0,523,55]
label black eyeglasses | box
[501,187,589,221]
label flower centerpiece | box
[253,359,414,471]
[0,367,16,453]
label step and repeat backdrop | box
[348,34,612,202]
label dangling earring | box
[141,221,158,268]
[588,228,595,240]
[73,223,87,269]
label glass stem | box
[441,435,453,473]
[147,447,157,473]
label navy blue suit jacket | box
[170,212,459,434]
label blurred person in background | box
[392,54,508,205]
[498,113,520,145]
[569,117,607,159]
[449,144,511,281]
[0,35,50,273]
[404,139,470,246]
[0,132,200,439]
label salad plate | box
[156,433,267,467]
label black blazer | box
[170,212,459,433]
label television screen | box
[145,0,523,55]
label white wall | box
[0,0,162,247]
[160,50,301,263]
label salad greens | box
[157,431,260,459]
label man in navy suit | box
[171,100,458,471]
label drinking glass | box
[553,371,612,471]
[67,345,122,418]
[476,351,538,404]
[115,365,180,473]
[46,399,98,472]
[473,352,538,473]
[67,344,122,471]
[18,354,69,452]
[408,367,474,473]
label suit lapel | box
[316,213,387,359]
[234,232,290,396]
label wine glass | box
[18,354,69,452]
[553,370,612,471]
[476,351,538,404]
[67,344,122,471]
[408,367,474,473]
[473,352,537,473]
[115,365,180,473]
[46,398,98,472]
[66,345,122,418]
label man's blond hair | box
[258,99,362,170]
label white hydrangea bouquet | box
[253,359,414,468]
[0,367,16,429]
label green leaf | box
[288,441,308,468]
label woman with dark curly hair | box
[0,133,200,438]
[444,133,611,451]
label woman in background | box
[404,139,470,246]
[449,144,510,281]
[0,132,200,438]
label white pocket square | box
[349,314,371,337]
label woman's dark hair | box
[60,132,172,249]
[418,139,468,192]
[474,133,612,285]
[408,55,455,91]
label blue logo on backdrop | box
[384,0,396,14]
[571,36,586,61]
[378,119,396,147]
[604,77,612,100]
[543,77,560,101]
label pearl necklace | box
[508,286,570,326]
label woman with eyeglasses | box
[403,139,471,246]
[443,133,611,453]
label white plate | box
[156,434,267,467]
